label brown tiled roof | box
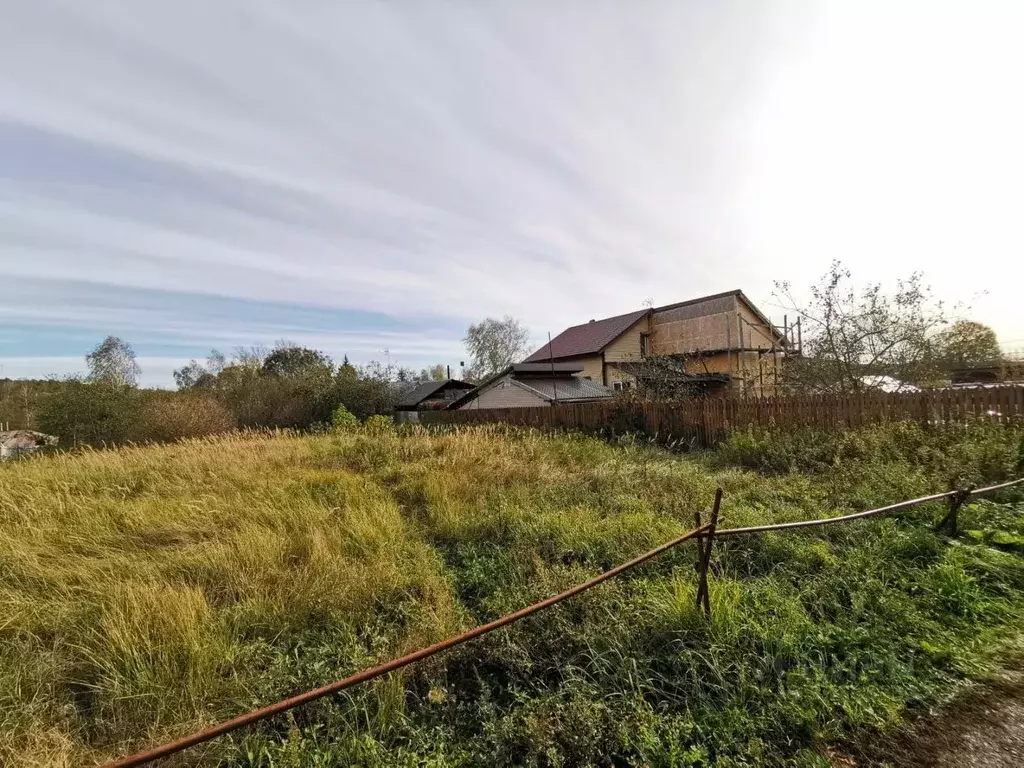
[523,309,650,362]
[524,290,783,364]
[512,363,584,374]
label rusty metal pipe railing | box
[703,477,1024,539]
[102,475,1024,767]
[104,523,711,767]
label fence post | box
[695,488,723,619]
[935,486,971,536]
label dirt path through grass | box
[856,664,1024,767]
[910,670,1024,767]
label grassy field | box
[2,422,1024,767]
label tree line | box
[1,316,534,446]
[1,342,447,446]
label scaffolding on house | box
[627,311,803,398]
[727,312,803,397]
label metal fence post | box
[935,486,971,536]
[695,488,723,619]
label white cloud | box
[0,2,800,339]
[2,0,1024,385]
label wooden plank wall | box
[421,387,1024,447]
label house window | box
[640,333,650,357]
[613,381,632,392]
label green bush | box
[362,414,394,435]
[36,379,144,447]
[34,383,242,448]
[141,392,236,443]
[331,404,359,431]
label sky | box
[2,1,1023,386]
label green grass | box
[1,423,1023,766]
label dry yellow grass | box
[2,423,1022,766]
[1,431,447,764]
[0,426,716,765]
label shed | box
[447,363,615,410]
[393,379,477,423]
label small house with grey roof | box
[447,364,614,410]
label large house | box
[523,290,792,396]
[448,363,614,410]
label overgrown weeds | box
[717,421,1024,489]
[1,422,1022,766]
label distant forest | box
[0,342,437,447]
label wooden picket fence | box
[421,386,1024,447]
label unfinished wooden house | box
[522,290,799,397]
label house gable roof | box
[650,290,739,322]
[512,362,585,375]
[522,309,650,363]
[524,290,784,364]
[653,289,782,342]
[444,366,517,410]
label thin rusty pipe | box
[705,477,1024,539]
[104,523,711,768]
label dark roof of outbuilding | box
[522,309,650,362]
[396,379,474,408]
